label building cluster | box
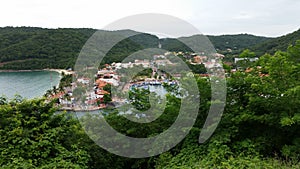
[190,53,225,69]
[110,54,174,69]
[50,51,229,111]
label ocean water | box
[0,71,60,100]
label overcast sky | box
[1,0,300,37]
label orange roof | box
[51,92,65,99]
[95,79,108,87]
[96,90,109,95]
[199,74,209,77]
[86,99,98,105]
[104,73,112,77]
[98,83,107,88]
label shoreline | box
[0,69,74,75]
[43,69,74,75]
[0,69,43,73]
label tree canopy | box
[1,28,300,168]
[0,27,274,70]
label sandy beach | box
[43,69,74,75]
[0,69,74,75]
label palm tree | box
[52,86,58,95]
[0,96,7,105]
[44,89,53,97]
[58,86,64,93]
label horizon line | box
[1,25,298,38]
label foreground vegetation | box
[1,42,300,168]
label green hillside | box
[208,34,272,51]
[0,27,96,69]
[0,27,276,70]
[160,34,271,53]
[251,29,300,55]
[0,27,161,70]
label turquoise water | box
[0,71,60,100]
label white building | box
[134,59,150,68]
[77,78,90,85]
[234,57,259,63]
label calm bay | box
[0,71,60,99]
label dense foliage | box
[208,34,271,51]
[153,41,300,168]
[159,34,270,54]
[1,28,300,168]
[0,27,274,70]
[0,27,96,69]
[0,98,90,168]
[252,29,300,56]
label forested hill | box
[0,27,96,69]
[0,27,161,70]
[0,27,272,70]
[251,29,300,56]
[207,34,272,51]
[158,34,271,53]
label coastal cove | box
[0,70,61,99]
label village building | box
[77,77,90,85]
[234,57,259,63]
[134,59,150,68]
